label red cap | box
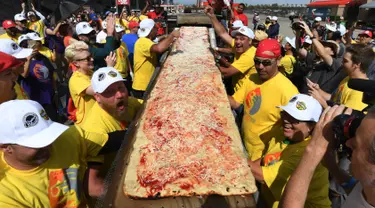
[128,21,140,30]
[359,30,373,38]
[255,39,281,59]
[0,52,24,72]
[2,20,16,29]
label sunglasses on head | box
[75,55,92,62]
[254,58,273,66]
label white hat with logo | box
[285,36,296,49]
[304,35,312,44]
[0,100,69,148]
[277,94,323,122]
[231,26,255,39]
[232,20,244,28]
[91,67,125,93]
[27,11,36,17]
[14,13,27,22]
[115,24,125,33]
[271,16,278,21]
[325,22,338,32]
[138,19,155,38]
[314,17,322,22]
[76,21,94,35]
[0,39,32,58]
[26,32,43,41]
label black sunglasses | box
[75,55,92,62]
[254,58,273,67]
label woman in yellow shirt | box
[279,36,296,76]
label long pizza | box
[124,27,257,198]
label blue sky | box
[175,0,311,5]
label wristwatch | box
[310,36,316,40]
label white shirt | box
[342,183,374,208]
[96,30,107,44]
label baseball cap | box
[338,24,347,36]
[115,24,125,33]
[254,30,268,41]
[76,22,94,35]
[0,100,69,148]
[2,20,16,29]
[27,11,36,17]
[0,39,32,59]
[91,67,125,93]
[304,36,312,44]
[26,32,43,41]
[90,13,99,21]
[232,20,244,28]
[285,36,296,49]
[0,52,25,72]
[266,16,271,19]
[138,19,155,38]
[101,21,107,29]
[14,13,27,22]
[325,22,337,32]
[314,17,322,22]
[278,94,322,122]
[271,16,278,21]
[255,39,281,59]
[128,21,140,29]
[359,30,373,38]
[18,34,31,45]
[321,40,339,57]
[231,26,255,39]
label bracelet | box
[310,36,316,40]
[341,177,356,189]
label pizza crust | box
[124,27,257,199]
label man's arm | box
[219,66,241,77]
[141,1,150,15]
[228,96,241,110]
[204,6,233,46]
[247,159,264,183]
[151,30,179,53]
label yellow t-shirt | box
[38,46,54,62]
[114,42,130,78]
[261,136,331,208]
[120,19,131,34]
[232,73,298,160]
[139,15,148,21]
[265,23,271,30]
[15,82,29,100]
[0,125,108,208]
[279,55,296,75]
[127,15,139,22]
[133,37,156,91]
[332,76,368,111]
[28,20,45,44]
[69,71,96,125]
[231,40,257,92]
[0,33,20,43]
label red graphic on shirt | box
[245,87,262,116]
[263,151,281,166]
[48,168,80,208]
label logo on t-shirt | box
[245,87,262,115]
[263,151,281,166]
[33,63,50,83]
[48,168,81,207]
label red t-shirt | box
[147,11,166,35]
[233,10,248,26]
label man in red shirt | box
[142,2,166,36]
[233,3,248,26]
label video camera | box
[332,79,375,155]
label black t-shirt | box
[300,52,346,94]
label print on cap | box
[98,73,106,81]
[40,109,49,120]
[296,101,307,111]
[108,71,117,77]
[11,42,19,51]
[83,24,88,28]
[23,112,39,128]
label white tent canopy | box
[360,1,375,9]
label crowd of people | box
[0,1,374,208]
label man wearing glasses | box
[229,39,298,161]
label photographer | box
[279,104,375,208]
[296,21,346,95]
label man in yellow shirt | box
[205,6,256,93]
[279,36,296,76]
[248,94,330,208]
[0,100,110,207]
[0,20,21,43]
[308,44,374,111]
[229,39,298,160]
[22,3,46,44]
[133,19,180,99]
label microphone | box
[348,79,375,93]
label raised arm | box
[141,1,150,15]
[31,3,45,21]
[151,29,180,53]
[204,6,233,46]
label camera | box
[331,79,375,156]
[292,22,303,31]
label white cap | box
[14,13,27,21]
[338,24,347,36]
[115,24,125,33]
[271,16,278,21]
[304,36,312,44]
[232,20,244,28]
[101,21,107,30]
[325,22,337,32]
[26,32,43,41]
[138,19,155,38]
[27,11,36,17]
[0,39,32,59]
[285,36,296,49]
[314,17,322,22]
[91,67,125,93]
[76,22,94,35]
[231,26,255,39]
[266,16,271,19]
[278,94,322,122]
[18,34,30,44]
[0,100,69,148]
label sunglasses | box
[75,55,92,62]
[254,58,274,67]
